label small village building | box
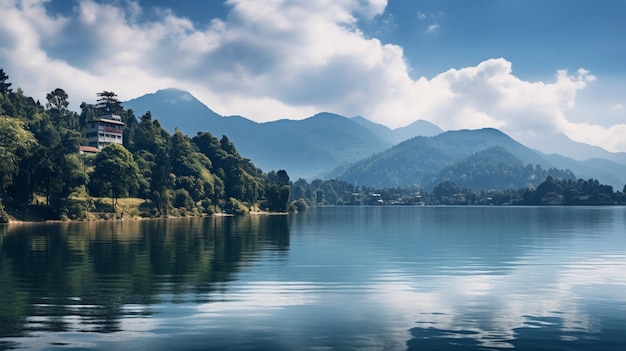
[86,114,125,150]
[79,145,100,154]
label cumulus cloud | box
[1,0,625,152]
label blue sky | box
[1,0,625,152]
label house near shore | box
[86,114,125,150]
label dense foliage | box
[290,176,626,207]
[332,128,558,188]
[0,69,291,221]
[438,146,576,190]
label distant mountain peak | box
[156,88,195,102]
[138,88,197,103]
[309,112,346,120]
[123,88,222,136]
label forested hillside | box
[437,146,575,190]
[332,128,567,189]
[0,69,291,222]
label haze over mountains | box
[124,88,626,190]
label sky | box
[1,0,625,152]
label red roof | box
[79,146,101,153]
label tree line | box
[0,68,291,222]
[289,176,626,207]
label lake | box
[1,206,625,350]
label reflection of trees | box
[0,215,290,340]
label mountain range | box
[124,88,442,179]
[124,88,626,191]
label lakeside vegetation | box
[0,69,291,222]
[291,176,626,207]
[1,68,625,223]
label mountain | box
[124,89,626,188]
[330,128,559,189]
[438,146,575,191]
[540,153,626,190]
[123,88,223,135]
[519,131,626,165]
[393,119,443,140]
[350,116,443,144]
[244,113,394,179]
[124,89,396,179]
[350,116,399,144]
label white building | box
[86,114,125,150]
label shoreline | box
[3,209,290,225]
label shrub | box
[290,198,308,212]
[224,198,249,215]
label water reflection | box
[1,207,625,351]
[0,215,290,349]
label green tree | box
[276,169,290,186]
[58,154,89,205]
[150,148,173,216]
[264,184,291,212]
[129,112,170,154]
[0,117,36,197]
[0,69,12,94]
[89,143,140,208]
[169,130,218,204]
[433,181,460,199]
[95,91,123,116]
[79,102,98,129]
[290,198,308,212]
[46,88,70,127]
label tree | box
[46,88,69,121]
[150,147,173,216]
[89,143,140,208]
[276,169,290,187]
[264,184,291,212]
[433,181,460,199]
[46,88,78,130]
[0,117,36,196]
[95,91,123,116]
[0,69,12,94]
[79,102,98,128]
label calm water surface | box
[1,206,625,350]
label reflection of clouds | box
[371,252,626,349]
[196,281,320,315]
[4,300,161,350]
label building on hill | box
[86,114,124,149]
[79,145,100,154]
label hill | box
[438,146,575,191]
[540,153,626,190]
[330,128,562,189]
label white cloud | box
[426,23,439,33]
[1,0,626,152]
[611,103,624,112]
